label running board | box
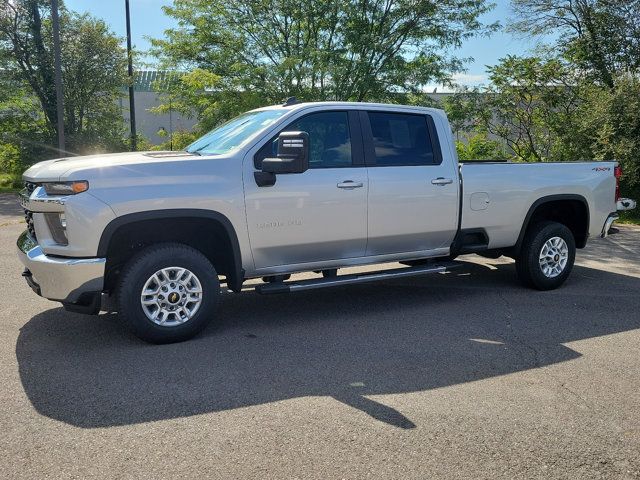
[255,261,463,295]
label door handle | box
[431,177,453,186]
[337,181,364,189]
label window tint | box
[367,112,435,166]
[256,111,353,169]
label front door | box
[244,110,368,271]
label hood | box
[22,151,201,182]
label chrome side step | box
[255,261,463,295]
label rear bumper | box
[601,214,618,238]
[16,230,105,303]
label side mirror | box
[261,131,309,174]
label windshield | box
[186,109,287,155]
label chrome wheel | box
[538,237,569,278]
[140,267,203,326]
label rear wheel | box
[117,243,220,343]
[516,221,576,290]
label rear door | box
[362,110,459,256]
[244,110,368,270]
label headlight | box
[43,181,89,195]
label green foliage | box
[465,56,582,162]
[449,54,640,192]
[510,0,640,88]
[150,130,198,152]
[0,143,21,174]
[455,133,506,161]
[0,0,129,166]
[575,76,640,188]
[152,0,497,133]
[0,172,22,191]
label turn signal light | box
[43,181,89,196]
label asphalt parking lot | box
[0,193,639,479]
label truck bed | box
[459,161,618,249]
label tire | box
[515,221,576,290]
[117,243,220,343]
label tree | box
[510,0,640,88]
[575,76,640,190]
[0,0,129,156]
[455,133,506,161]
[152,0,497,129]
[454,56,583,162]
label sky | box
[65,0,543,91]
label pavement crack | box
[496,291,541,369]
[496,293,601,415]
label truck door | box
[243,110,368,270]
[361,110,459,256]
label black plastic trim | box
[453,228,490,254]
[515,194,590,252]
[254,171,276,187]
[22,268,41,296]
[97,209,244,292]
[62,292,101,315]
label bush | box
[0,143,22,174]
[456,133,507,161]
[0,173,22,191]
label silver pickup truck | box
[17,101,636,343]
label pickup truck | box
[17,101,636,343]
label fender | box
[514,194,590,252]
[97,209,244,292]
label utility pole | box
[125,0,137,151]
[51,0,65,154]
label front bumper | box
[16,230,106,303]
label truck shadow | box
[16,261,640,429]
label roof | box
[130,71,181,92]
[252,101,445,116]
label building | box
[119,71,197,147]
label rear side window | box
[367,112,438,166]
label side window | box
[255,111,353,169]
[367,112,437,166]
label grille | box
[23,181,39,241]
[24,181,38,195]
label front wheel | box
[117,243,220,343]
[515,221,576,290]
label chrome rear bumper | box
[16,230,105,302]
[601,214,619,238]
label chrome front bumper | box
[16,231,106,302]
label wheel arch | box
[515,194,590,253]
[98,209,244,293]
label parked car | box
[18,101,636,343]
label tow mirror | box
[261,131,309,174]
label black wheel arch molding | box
[97,209,245,292]
[514,194,590,253]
